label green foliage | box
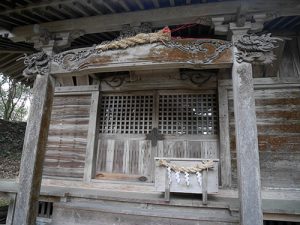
[0,198,9,207]
[0,74,31,121]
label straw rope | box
[96,27,171,51]
[159,159,214,173]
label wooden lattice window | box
[158,93,218,135]
[99,94,154,134]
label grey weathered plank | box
[55,85,99,93]
[43,94,91,179]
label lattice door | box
[96,90,219,182]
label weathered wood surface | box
[231,32,263,225]
[43,94,91,178]
[218,85,231,188]
[13,74,55,225]
[228,85,300,188]
[95,84,219,182]
[1,180,300,222]
[50,199,239,225]
[51,40,233,76]
[84,91,100,182]
[99,69,218,92]
[96,138,219,183]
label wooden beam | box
[231,31,263,225]
[7,0,300,43]
[10,1,240,42]
[54,84,99,93]
[51,40,233,76]
[12,73,55,225]
[0,0,76,15]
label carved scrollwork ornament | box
[180,70,215,87]
[163,39,232,64]
[234,33,283,64]
[21,51,50,78]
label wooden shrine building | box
[0,0,299,225]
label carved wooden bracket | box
[234,33,283,64]
[21,51,50,78]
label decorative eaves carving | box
[234,33,283,64]
[180,70,216,87]
[21,51,50,78]
[163,39,232,64]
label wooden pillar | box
[12,73,54,225]
[231,26,263,225]
[84,88,101,182]
[218,84,231,188]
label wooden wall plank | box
[43,94,91,179]
[225,79,300,189]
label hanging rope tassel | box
[175,171,181,184]
[184,172,190,186]
[196,171,202,187]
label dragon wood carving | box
[21,51,50,78]
[234,33,283,64]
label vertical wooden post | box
[84,89,100,182]
[12,73,54,225]
[202,169,208,205]
[5,193,16,225]
[231,26,263,225]
[218,85,231,188]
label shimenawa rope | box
[96,27,171,51]
[159,159,214,173]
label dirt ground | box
[0,119,25,179]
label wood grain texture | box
[43,94,91,179]
[13,74,55,225]
[50,198,239,225]
[229,86,300,188]
[96,137,219,183]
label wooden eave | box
[50,39,233,76]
